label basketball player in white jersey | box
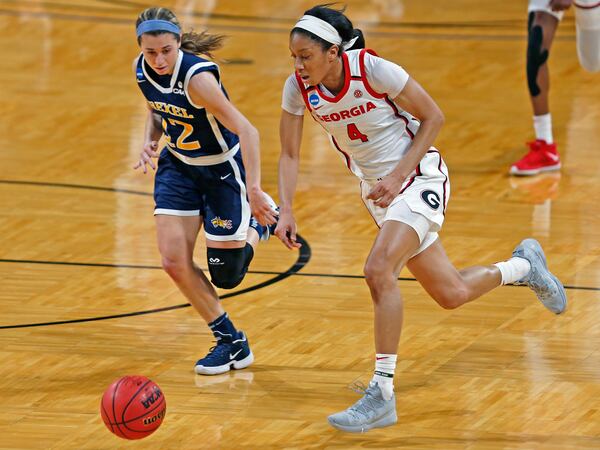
[510,0,600,175]
[276,5,568,432]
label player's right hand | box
[133,141,159,173]
[275,211,302,250]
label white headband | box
[294,15,359,50]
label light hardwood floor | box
[1,1,599,448]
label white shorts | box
[360,149,450,257]
[528,0,565,20]
[575,1,600,72]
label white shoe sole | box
[328,408,398,433]
[509,163,561,176]
[194,351,254,375]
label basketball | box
[100,375,166,440]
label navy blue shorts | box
[154,148,250,241]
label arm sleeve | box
[363,52,410,98]
[281,74,306,116]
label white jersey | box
[285,49,420,180]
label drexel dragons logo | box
[309,93,320,107]
[211,216,233,230]
[421,190,441,210]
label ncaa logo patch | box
[136,71,144,80]
[309,93,320,106]
[421,190,441,210]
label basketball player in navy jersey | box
[276,5,567,432]
[133,7,277,375]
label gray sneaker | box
[327,381,397,433]
[512,238,567,314]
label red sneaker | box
[509,140,561,176]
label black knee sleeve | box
[527,12,549,97]
[207,244,254,289]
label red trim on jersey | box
[331,136,352,171]
[399,163,421,194]
[575,1,600,9]
[384,97,415,140]
[358,48,387,100]
[315,52,351,102]
[295,71,313,113]
[436,152,448,215]
[359,49,415,140]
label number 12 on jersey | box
[347,123,368,142]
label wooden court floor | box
[1,0,600,448]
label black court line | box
[0,179,151,196]
[1,258,598,293]
[0,236,310,330]
[0,8,576,42]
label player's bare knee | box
[161,255,190,282]
[579,56,600,73]
[432,285,469,310]
[364,259,396,293]
[207,244,254,289]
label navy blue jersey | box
[135,50,239,159]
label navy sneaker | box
[194,332,254,375]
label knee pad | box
[527,12,550,97]
[207,244,254,289]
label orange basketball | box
[100,375,166,440]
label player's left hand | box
[367,174,405,208]
[248,188,278,227]
[549,0,572,11]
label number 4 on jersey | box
[347,123,368,142]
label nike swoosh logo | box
[376,357,388,360]
[546,153,560,162]
[220,173,232,180]
[313,105,323,110]
[137,79,146,83]
[229,349,242,360]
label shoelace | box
[526,140,543,151]
[203,342,232,361]
[346,382,385,419]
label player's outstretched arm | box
[133,107,163,173]
[276,110,303,249]
[188,72,276,227]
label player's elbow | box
[241,123,260,143]
[433,108,445,127]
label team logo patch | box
[173,81,185,96]
[421,190,441,210]
[354,89,363,98]
[211,217,233,229]
[309,93,320,106]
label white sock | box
[533,113,553,144]
[372,354,397,401]
[494,257,531,285]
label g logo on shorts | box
[421,190,441,210]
